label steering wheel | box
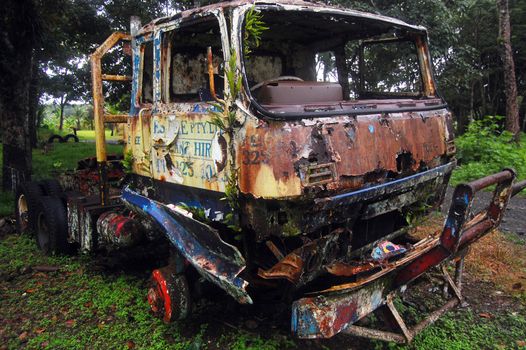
[250,76,304,92]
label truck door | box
[148,14,231,195]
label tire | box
[35,196,70,255]
[64,134,79,143]
[40,179,63,197]
[77,157,96,170]
[47,134,64,143]
[14,182,44,234]
[147,267,191,322]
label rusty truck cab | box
[118,0,465,339]
[124,0,455,285]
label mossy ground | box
[1,229,525,350]
[0,234,292,350]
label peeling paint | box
[80,0,525,341]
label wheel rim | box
[148,269,173,323]
[17,194,29,231]
[37,212,50,253]
[147,268,190,323]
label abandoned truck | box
[14,0,526,343]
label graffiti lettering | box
[242,150,269,165]
[175,160,194,177]
[174,141,190,156]
[153,120,165,134]
[180,121,218,135]
[194,142,211,158]
[201,164,215,180]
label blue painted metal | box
[135,175,231,221]
[153,30,162,109]
[292,279,387,338]
[316,162,455,209]
[121,186,252,304]
[130,34,152,116]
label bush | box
[451,116,526,185]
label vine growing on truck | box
[208,7,268,234]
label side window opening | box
[360,40,422,96]
[162,17,224,103]
[315,52,337,83]
[140,41,154,104]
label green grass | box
[0,234,293,350]
[32,142,123,180]
[38,128,123,142]
[371,291,526,350]
[75,129,123,142]
[374,310,526,350]
[0,235,191,349]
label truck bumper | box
[292,170,526,341]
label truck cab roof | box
[137,0,427,36]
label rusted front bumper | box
[292,169,526,340]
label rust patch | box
[238,110,448,199]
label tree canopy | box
[20,0,526,133]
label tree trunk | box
[0,0,37,192]
[497,0,520,141]
[479,78,486,117]
[469,80,475,118]
[28,60,40,148]
[58,95,67,131]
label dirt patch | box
[465,230,526,298]
[409,209,526,299]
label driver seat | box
[257,81,343,105]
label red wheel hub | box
[147,267,190,323]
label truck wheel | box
[147,267,191,323]
[64,134,79,143]
[47,134,64,143]
[35,196,70,255]
[14,182,44,234]
[40,179,63,197]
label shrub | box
[451,116,526,185]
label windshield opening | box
[242,9,432,115]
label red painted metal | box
[96,212,142,247]
[147,265,191,323]
[395,169,515,286]
[149,269,173,323]
[512,179,526,196]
